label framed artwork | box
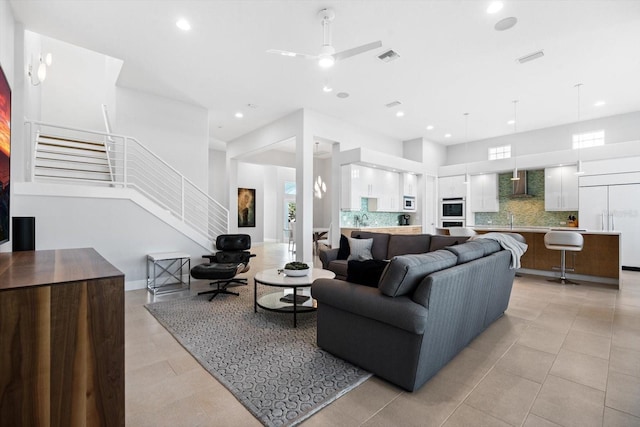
[238,188,256,227]
[0,63,10,244]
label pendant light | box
[575,83,585,175]
[510,100,520,181]
[463,112,470,184]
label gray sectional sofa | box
[319,231,469,280]
[312,233,524,391]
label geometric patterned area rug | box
[144,288,372,427]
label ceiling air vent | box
[517,50,544,64]
[385,101,402,108]
[378,50,400,63]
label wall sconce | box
[28,53,53,86]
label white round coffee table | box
[254,268,335,327]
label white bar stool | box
[544,231,584,284]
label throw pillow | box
[346,259,389,287]
[347,237,373,261]
[337,234,350,260]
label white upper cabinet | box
[402,173,417,196]
[545,165,579,211]
[367,169,401,212]
[439,175,467,199]
[341,164,362,210]
[470,174,499,212]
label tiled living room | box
[125,244,640,427]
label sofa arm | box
[318,248,339,269]
[312,279,428,334]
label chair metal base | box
[197,278,247,301]
[547,277,580,285]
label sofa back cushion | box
[351,231,390,260]
[378,250,457,297]
[387,234,432,259]
[429,235,469,252]
[445,241,486,264]
[472,238,502,256]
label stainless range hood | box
[511,170,532,197]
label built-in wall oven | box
[441,220,465,228]
[440,198,465,219]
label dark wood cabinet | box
[0,248,125,427]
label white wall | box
[208,148,227,205]
[12,193,209,284]
[115,87,209,189]
[39,35,121,131]
[446,111,640,167]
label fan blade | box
[266,49,317,60]
[334,41,382,61]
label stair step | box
[37,151,109,165]
[35,159,111,173]
[38,134,106,148]
[35,166,112,180]
[37,138,107,153]
[34,174,114,185]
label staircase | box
[26,121,228,245]
[34,133,113,183]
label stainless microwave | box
[441,198,465,219]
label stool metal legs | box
[548,250,580,285]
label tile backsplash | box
[340,198,409,227]
[474,170,579,227]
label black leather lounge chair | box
[191,234,255,300]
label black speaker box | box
[12,216,36,252]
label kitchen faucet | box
[361,214,369,226]
[354,214,360,227]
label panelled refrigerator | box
[579,181,640,270]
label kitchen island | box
[474,227,620,287]
[340,225,422,236]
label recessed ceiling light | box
[396,111,405,117]
[234,112,243,118]
[495,16,517,31]
[594,100,606,107]
[176,19,191,31]
[323,85,333,93]
[426,125,434,130]
[507,120,515,125]
[487,1,504,14]
[444,133,452,138]
[336,92,350,99]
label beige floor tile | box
[609,346,640,378]
[303,377,402,426]
[605,372,640,418]
[578,305,615,321]
[549,348,609,391]
[562,329,611,359]
[603,407,640,427]
[613,313,640,331]
[571,315,613,338]
[530,375,605,427]
[464,368,541,426]
[612,326,640,352]
[523,414,563,427]
[437,347,499,387]
[518,325,567,354]
[443,403,512,427]
[532,310,576,334]
[494,343,556,383]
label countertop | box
[473,226,621,235]
[341,225,420,229]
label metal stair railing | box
[26,121,229,241]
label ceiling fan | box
[267,8,382,68]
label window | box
[488,145,511,160]
[573,130,605,149]
[284,181,296,195]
